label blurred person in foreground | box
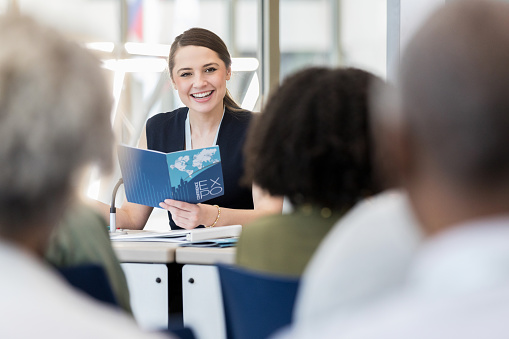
[236,67,383,277]
[288,71,423,330]
[275,0,509,338]
[0,15,170,338]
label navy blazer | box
[146,107,254,229]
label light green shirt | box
[236,206,342,277]
[45,204,132,315]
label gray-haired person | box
[0,15,171,338]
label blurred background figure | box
[236,67,383,277]
[275,1,509,338]
[0,14,170,338]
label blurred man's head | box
[0,15,113,251]
[389,0,509,233]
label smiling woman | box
[171,45,231,120]
[97,27,283,231]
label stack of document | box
[180,238,238,248]
[110,224,242,243]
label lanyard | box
[185,107,225,150]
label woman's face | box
[171,45,231,116]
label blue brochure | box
[117,144,224,208]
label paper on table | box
[109,229,188,242]
[179,238,238,248]
[187,225,241,241]
[110,224,242,243]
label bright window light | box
[232,58,259,72]
[86,166,101,201]
[125,42,170,57]
[102,58,167,73]
[124,42,259,72]
[241,73,260,111]
[85,42,115,53]
[110,69,125,124]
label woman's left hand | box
[159,199,216,229]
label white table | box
[113,239,235,338]
[177,247,236,339]
[113,241,180,330]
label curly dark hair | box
[243,67,382,210]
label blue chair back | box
[58,264,118,307]
[217,264,300,339]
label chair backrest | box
[57,264,118,307]
[217,264,300,339]
[166,327,197,339]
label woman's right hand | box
[159,199,217,229]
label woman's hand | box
[159,199,216,229]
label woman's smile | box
[191,90,215,102]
